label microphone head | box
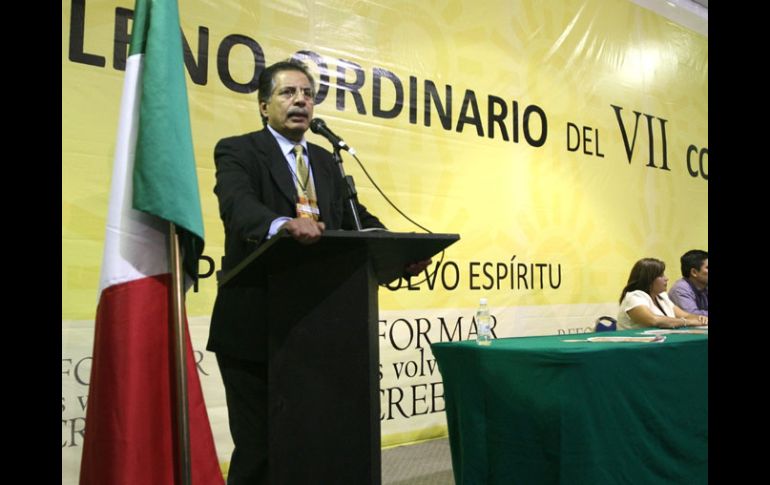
[309,118,326,134]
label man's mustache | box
[287,108,309,117]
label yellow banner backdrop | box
[62,0,707,481]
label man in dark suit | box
[208,59,428,484]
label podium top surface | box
[219,229,460,288]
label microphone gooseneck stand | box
[333,145,362,231]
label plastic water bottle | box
[476,298,492,346]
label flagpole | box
[169,222,192,485]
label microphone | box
[310,118,355,154]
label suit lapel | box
[256,129,297,206]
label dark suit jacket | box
[207,128,384,361]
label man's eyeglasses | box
[275,86,315,101]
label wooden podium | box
[219,229,459,484]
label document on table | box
[562,335,666,343]
[641,329,708,335]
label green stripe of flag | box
[130,0,204,279]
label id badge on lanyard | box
[296,194,320,220]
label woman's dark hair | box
[619,258,666,303]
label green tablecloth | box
[431,330,708,484]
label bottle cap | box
[479,297,488,305]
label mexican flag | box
[79,0,223,483]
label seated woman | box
[617,258,709,330]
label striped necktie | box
[293,144,318,220]
[294,144,310,194]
